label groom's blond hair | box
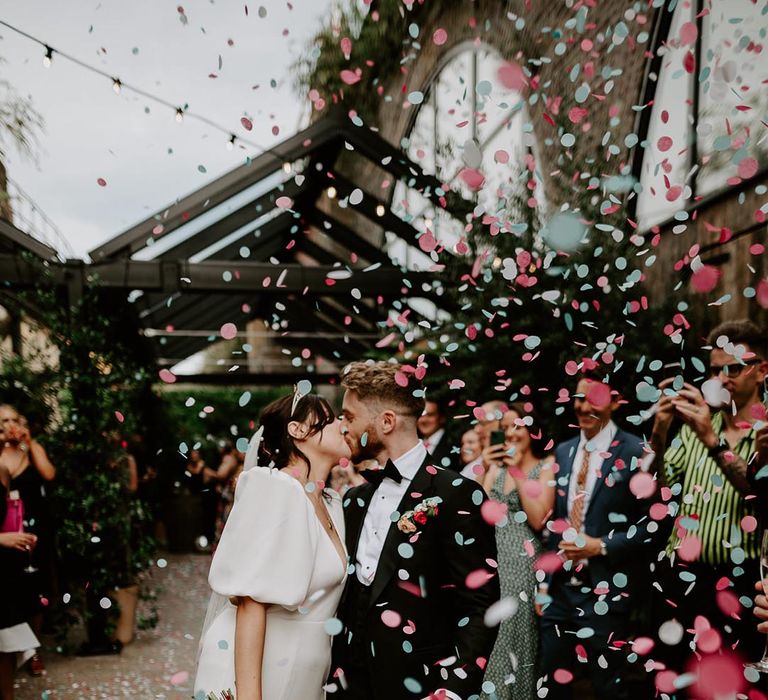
[341,361,425,419]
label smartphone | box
[490,430,506,446]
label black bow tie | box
[363,459,403,486]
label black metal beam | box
[157,177,311,261]
[0,218,60,261]
[304,209,391,266]
[89,114,345,260]
[1,256,436,298]
[207,211,301,262]
[158,372,339,386]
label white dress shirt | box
[356,441,426,585]
[423,428,445,454]
[566,420,618,521]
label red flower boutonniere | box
[397,497,441,533]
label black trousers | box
[539,576,631,700]
[332,577,375,699]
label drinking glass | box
[746,529,768,673]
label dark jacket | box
[546,428,660,613]
[331,459,500,699]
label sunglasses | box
[708,359,761,378]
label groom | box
[327,361,499,700]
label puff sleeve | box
[208,467,318,609]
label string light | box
[226,134,236,151]
[0,19,283,159]
[376,204,385,216]
[327,186,337,199]
[282,162,292,174]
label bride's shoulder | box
[236,466,306,500]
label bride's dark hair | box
[257,393,336,474]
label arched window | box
[636,0,768,229]
[388,43,535,269]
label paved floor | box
[15,553,211,700]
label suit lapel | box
[368,458,435,609]
[344,481,377,557]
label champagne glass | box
[746,529,768,673]
[19,515,38,575]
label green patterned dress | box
[481,462,545,700]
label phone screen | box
[490,430,506,446]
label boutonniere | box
[206,690,234,700]
[397,497,442,533]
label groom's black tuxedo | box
[329,457,500,699]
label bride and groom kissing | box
[195,360,500,700]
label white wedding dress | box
[194,431,347,700]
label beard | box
[347,421,385,464]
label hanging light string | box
[0,19,275,156]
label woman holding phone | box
[479,403,555,699]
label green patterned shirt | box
[664,411,759,566]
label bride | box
[194,390,350,700]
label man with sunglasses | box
[648,320,768,689]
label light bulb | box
[327,186,337,199]
[43,46,53,68]
[175,108,184,123]
[376,204,385,216]
[112,78,122,95]
[226,134,235,151]
[282,162,292,174]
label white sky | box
[0,0,332,259]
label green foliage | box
[293,1,430,124]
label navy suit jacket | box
[546,427,660,612]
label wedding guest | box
[205,441,244,543]
[756,579,768,635]
[0,405,55,677]
[463,400,508,480]
[0,464,39,700]
[329,462,366,494]
[459,429,483,478]
[538,371,656,699]
[647,320,767,677]
[480,403,554,700]
[418,398,455,469]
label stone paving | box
[15,553,211,700]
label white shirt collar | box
[424,428,444,448]
[578,419,617,453]
[391,441,426,481]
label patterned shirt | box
[664,411,759,566]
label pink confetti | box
[553,669,573,685]
[494,149,509,163]
[585,381,611,409]
[114,411,124,423]
[629,472,656,499]
[741,515,758,533]
[679,21,698,46]
[534,551,563,574]
[380,610,401,628]
[678,535,701,562]
[159,369,177,384]
[683,50,695,73]
[497,61,527,93]
[394,371,409,387]
[432,28,448,45]
[170,671,189,686]
[375,332,396,348]
[657,136,673,152]
[418,231,437,253]
[480,499,508,526]
[696,627,721,653]
[737,157,758,179]
[459,168,485,191]
[715,590,740,618]
[465,569,494,589]
[240,117,253,130]
[757,279,768,308]
[633,637,654,655]
[693,652,746,699]
[220,322,237,340]
[340,69,361,85]
[276,196,294,209]
[97,178,107,187]
[690,265,720,293]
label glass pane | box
[636,1,696,229]
[696,0,768,194]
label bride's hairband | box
[290,379,313,417]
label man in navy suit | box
[538,370,660,699]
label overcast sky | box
[0,0,332,259]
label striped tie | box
[569,448,592,532]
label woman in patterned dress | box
[479,402,555,699]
